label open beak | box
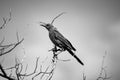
[40,22,46,27]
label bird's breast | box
[49,32,56,44]
[49,31,63,48]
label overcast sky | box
[0,0,120,80]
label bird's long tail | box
[67,49,84,65]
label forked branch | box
[82,52,111,80]
[0,37,24,56]
[0,8,12,29]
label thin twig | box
[51,12,66,24]
[0,38,24,56]
[0,8,12,29]
[20,57,40,77]
[97,51,111,80]
[0,64,15,80]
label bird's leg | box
[49,45,59,61]
[49,45,63,52]
[49,45,57,52]
[54,45,57,52]
[49,46,66,62]
[52,45,59,61]
[52,46,62,52]
[52,47,71,62]
[55,48,65,55]
[52,46,64,60]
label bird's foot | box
[49,46,66,63]
[48,48,58,52]
[49,47,64,53]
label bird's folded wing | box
[54,30,76,51]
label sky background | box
[0,0,120,80]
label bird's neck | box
[49,27,57,31]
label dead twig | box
[0,64,15,80]
[0,32,24,56]
[0,38,24,56]
[97,51,111,80]
[51,12,66,24]
[0,8,12,29]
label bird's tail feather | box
[67,49,84,65]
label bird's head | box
[40,12,66,31]
[40,22,54,31]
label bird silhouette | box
[40,13,84,65]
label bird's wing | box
[53,30,76,51]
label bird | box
[40,13,84,65]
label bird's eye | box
[46,24,49,26]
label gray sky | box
[0,0,120,80]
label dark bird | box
[40,13,84,65]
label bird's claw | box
[48,48,58,52]
[49,47,63,53]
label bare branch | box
[0,64,15,80]
[20,57,39,77]
[0,8,12,29]
[0,37,5,46]
[82,51,111,80]
[8,8,12,22]
[0,64,7,77]
[40,66,50,80]
[51,12,66,24]
[16,32,20,42]
[0,38,24,56]
[97,51,111,80]
[83,73,86,80]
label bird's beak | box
[40,22,46,27]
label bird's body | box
[41,23,84,65]
[49,27,76,51]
